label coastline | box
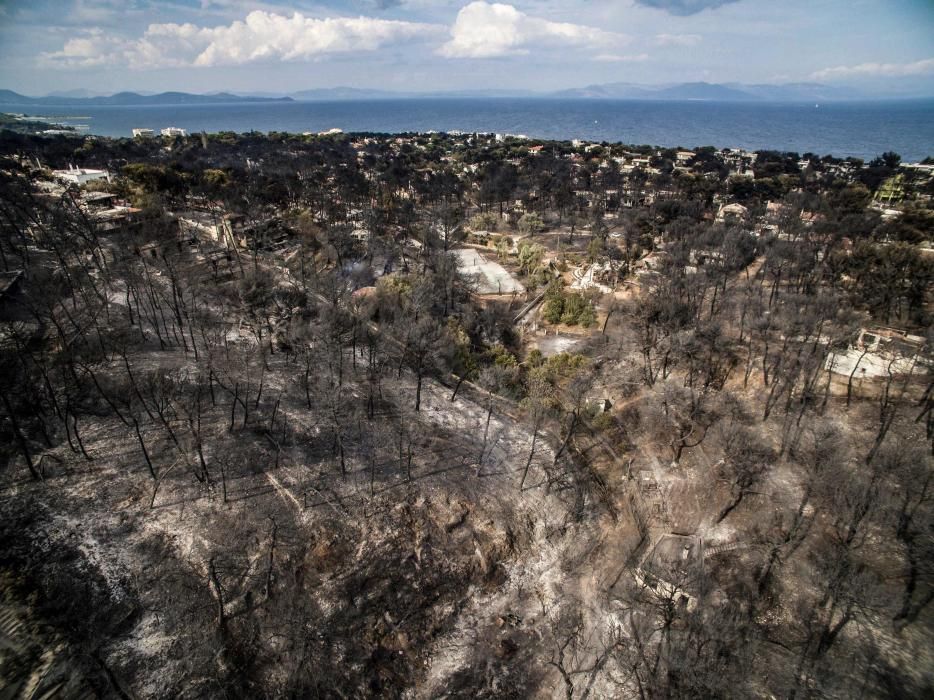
[2,97,932,162]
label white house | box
[161,127,188,137]
[132,128,155,138]
[52,166,111,186]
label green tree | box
[470,212,499,232]
[517,242,546,276]
[543,295,565,324]
[518,212,545,236]
[495,236,512,261]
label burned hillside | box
[1,131,932,698]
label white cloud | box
[811,57,934,81]
[438,1,627,59]
[40,10,444,69]
[40,29,132,68]
[189,12,441,66]
[42,38,112,68]
[594,53,649,63]
[654,33,701,47]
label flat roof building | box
[52,166,111,186]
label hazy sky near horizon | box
[0,0,931,96]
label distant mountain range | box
[283,82,866,102]
[287,87,541,100]
[290,87,401,101]
[0,82,918,105]
[0,90,293,106]
[550,81,865,101]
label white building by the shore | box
[161,127,188,137]
[132,128,155,138]
[676,151,696,165]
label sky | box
[0,0,932,96]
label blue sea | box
[7,98,934,161]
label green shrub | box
[489,344,518,368]
[541,285,594,327]
[578,305,597,328]
[560,293,589,325]
[543,295,565,323]
[470,212,499,232]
